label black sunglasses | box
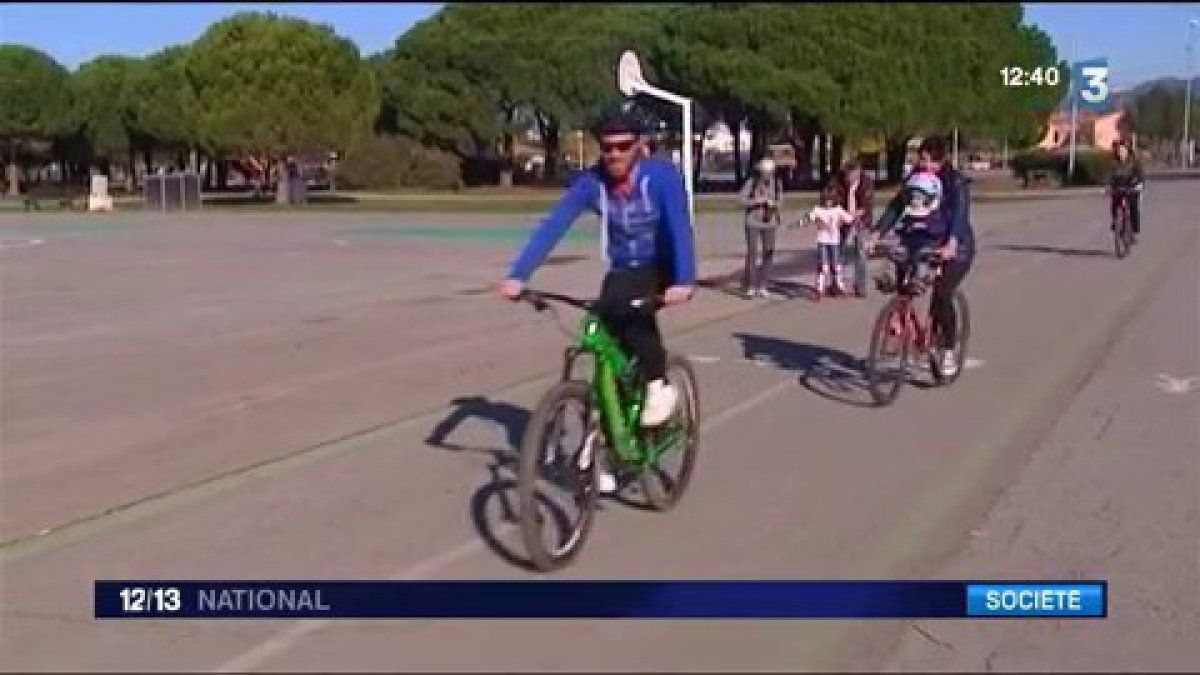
[600,140,636,154]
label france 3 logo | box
[1073,57,1110,112]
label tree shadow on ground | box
[697,249,824,300]
[990,243,1113,258]
[203,194,358,207]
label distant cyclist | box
[498,107,697,433]
[1109,140,1145,242]
[870,136,976,377]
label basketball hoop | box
[617,51,645,97]
[614,50,696,237]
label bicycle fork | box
[911,309,930,353]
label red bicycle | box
[864,243,970,407]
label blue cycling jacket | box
[508,158,696,285]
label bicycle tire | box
[866,295,910,406]
[641,354,700,511]
[1114,207,1130,259]
[517,379,598,572]
[930,289,971,386]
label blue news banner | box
[95,581,1106,620]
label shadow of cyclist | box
[425,395,528,459]
[427,394,590,571]
[425,395,541,569]
[733,332,876,408]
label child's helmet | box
[903,171,942,218]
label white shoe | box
[597,470,618,495]
[940,350,960,377]
[641,379,679,427]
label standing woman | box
[738,157,784,298]
[1109,140,1145,241]
[833,157,875,298]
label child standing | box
[799,187,855,301]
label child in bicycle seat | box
[888,170,945,291]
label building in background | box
[1038,110,1127,151]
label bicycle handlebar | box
[516,290,592,312]
[516,289,664,312]
[874,241,944,266]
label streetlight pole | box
[1184,19,1198,167]
[1068,38,1079,181]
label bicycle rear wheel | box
[930,290,971,386]
[517,380,598,572]
[641,354,700,511]
[866,296,911,406]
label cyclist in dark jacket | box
[1109,140,1145,239]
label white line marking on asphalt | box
[213,533,501,673]
[1154,372,1196,395]
[689,355,721,364]
[0,238,45,250]
[7,323,119,346]
[750,355,777,368]
[964,357,986,370]
[214,373,800,672]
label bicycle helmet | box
[903,170,942,218]
[591,102,648,138]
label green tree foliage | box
[1123,83,1199,142]
[989,10,1068,147]
[123,46,203,157]
[1,4,1076,192]
[336,133,462,190]
[377,4,664,183]
[184,12,378,201]
[0,44,72,195]
[70,56,140,175]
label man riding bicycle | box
[498,106,697,436]
[869,135,976,377]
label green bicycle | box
[514,290,700,572]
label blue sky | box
[1,3,1197,91]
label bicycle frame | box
[889,252,942,354]
[565,311,685,470]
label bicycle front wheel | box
[517,380,598,572]
[866,296,911,406]
[1114,210,1131,259]
[641,354,700,511]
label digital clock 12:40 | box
[1001,66,1061,87]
